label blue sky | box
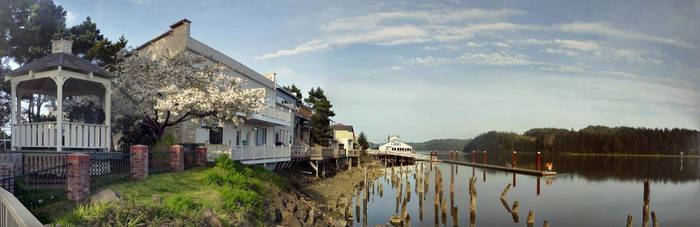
[57,0,700,142]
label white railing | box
[366,149,430,161]
[0,188,43,227]
[260,106,292,123]
[206,144,291,162]
[11,122,109,149]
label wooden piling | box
[643,179,650,227]
[526,210,535,224]
[511,200,520,222]
[500,183,512,199]
[651,211,658,227]
[513,151,517,168]
[543,220,549,227]
[536,152,541,170]
[626,215,633,227]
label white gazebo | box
[5,38,115,151]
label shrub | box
[219,188,263,220]
[165,194,198,213]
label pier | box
[440,159,557,176]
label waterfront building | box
[137,19,294,165]
[331,123,355,155]
[379,135,413,153]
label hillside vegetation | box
[408,138,472,151]
[462,126,700,155]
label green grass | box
[53,156,285,226]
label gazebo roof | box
[6,53,116,79]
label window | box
[255,128,267,146]
[208,127,222,144]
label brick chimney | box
[51,37,72,54]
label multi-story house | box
[136,19,295,165]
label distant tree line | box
[462,126,700,155]
[408,138,472,151]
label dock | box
[440,159,557,176]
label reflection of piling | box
[500,183,511,199]
[380,183,384,197]
[441,199,447,225]
[537,177,541,196]
[513,173,517,188]
[451,206,458,227]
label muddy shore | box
[271,157,387,227]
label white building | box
[137,19,294,165]
[379,135,414,153]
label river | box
[350,152,700,226]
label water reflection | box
[350,157,700,226]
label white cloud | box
[554,39,600,51]
[66,11,78,26]
[403,52,539,67]
[539,64,586,73]
[466,41,486,47]
[364,65,404,75]
[129,0,151,4]
[543,48,580,57]
[321,8,526,31]
[257,11,693,60]
[492,42,511,48]
[506,39,553,45]
[555,22,694,48]
[598,70,640,78]
[423,46,439,50]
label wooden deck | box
[440,159,557,176]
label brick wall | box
[196,146,207,166]
[170,145,184,172]
[66,153,90,201]
[130,145,149,180]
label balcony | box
[206,144,291,164]
[12,122,110,150]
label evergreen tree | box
[282,84,303,101]
[304,87,335,146]
[358,132,369,151]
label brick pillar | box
[0,163,15,194]
[170,145,184,172]
[130,145,149,180]
[66,153,90,201]
[196,146,207,167]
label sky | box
[56,0,700,142]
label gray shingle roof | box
[6,53,116,78]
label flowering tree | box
[112,50,265,139]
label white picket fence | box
[206,144,291,163]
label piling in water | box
[643,179,650,227]
[626,215,633,227]
[651,211,658,227]
[526,210,535,224]
[511,201,520,223]
[543,220,549,227]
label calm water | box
[351,153,700,226]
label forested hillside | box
[462,126,700,155]
[408,139,471,151]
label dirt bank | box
[277,158,387,227]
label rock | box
[345,205,353,220]
[336,197,348,209]
[306,209,315,225]
[286,201,297,212]
[89,189,121,204]
[330,209,344,220]
[281,195,289,204]
[152,195,162,204]
[295,208,308,221]
[274,208,283,223]
[203,207,223,227]
[389,215,402,226]
[318,205,329,213]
